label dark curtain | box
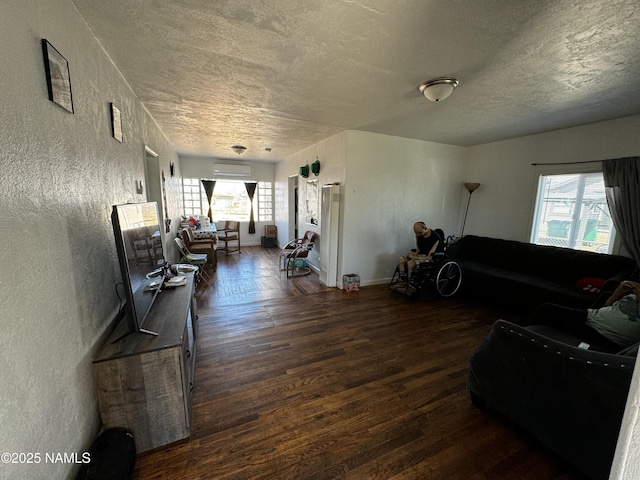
[245,182,257,234]
[602,157,640,265]
[201,180,216,222]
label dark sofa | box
[447,235,637,310]
[468,317,637,480]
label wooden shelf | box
[93,273,197,452]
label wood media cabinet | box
[93,273,198,452]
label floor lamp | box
[461,182,481,237]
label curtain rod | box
[531,159,603,166]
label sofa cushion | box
[448,235,637,310]
[454,258,598,308]
[451,235,635,283]
[468,319,635,480]
[618,342,640,357]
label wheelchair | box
[389,229,462,298]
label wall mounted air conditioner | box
[213,164,251,177]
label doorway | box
[143,145,169,249]
[143,146,162,207]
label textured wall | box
[0,1,179,478]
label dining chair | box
[217,221,240,254]
[174,237,211,287]
[279,231,316,277]
[180,228,217,270]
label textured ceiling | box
[71,0,640,161]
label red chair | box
[279,231,316,277]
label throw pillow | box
[576,277,606,293]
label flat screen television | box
[112,201,166,338]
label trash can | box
[261,237,277,247]
[343,274,360,292]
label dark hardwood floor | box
[134,247,587,479]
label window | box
[212,181,250,221]
[181,178,207,216]
[531,173,615,253]
[180,179,273,222]
[257,182,272,221]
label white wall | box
[179,155,276,182]
[275,130,468,287]
[275,132,348,267]
[465,115,640,245]
[342,131,468,285]
[612,365,640,479]
[0,1,180,478]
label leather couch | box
[447,235,637,310]
[468,316,637,480]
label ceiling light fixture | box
[418,77,459,102]
[231,145,247,155]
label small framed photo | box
[41,39,74,113]
[110,103,123,142]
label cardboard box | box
[343,274,360,292]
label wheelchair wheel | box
[435,260,462,297]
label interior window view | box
[5,2,640,480]
[531,173,616,253]
[181,179,273,222]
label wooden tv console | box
[92,273,198,452]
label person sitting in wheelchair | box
[398,221,442,281]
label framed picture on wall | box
[110,103,123,142]
[41,39,74,113]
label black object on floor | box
[76,428,136,480]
